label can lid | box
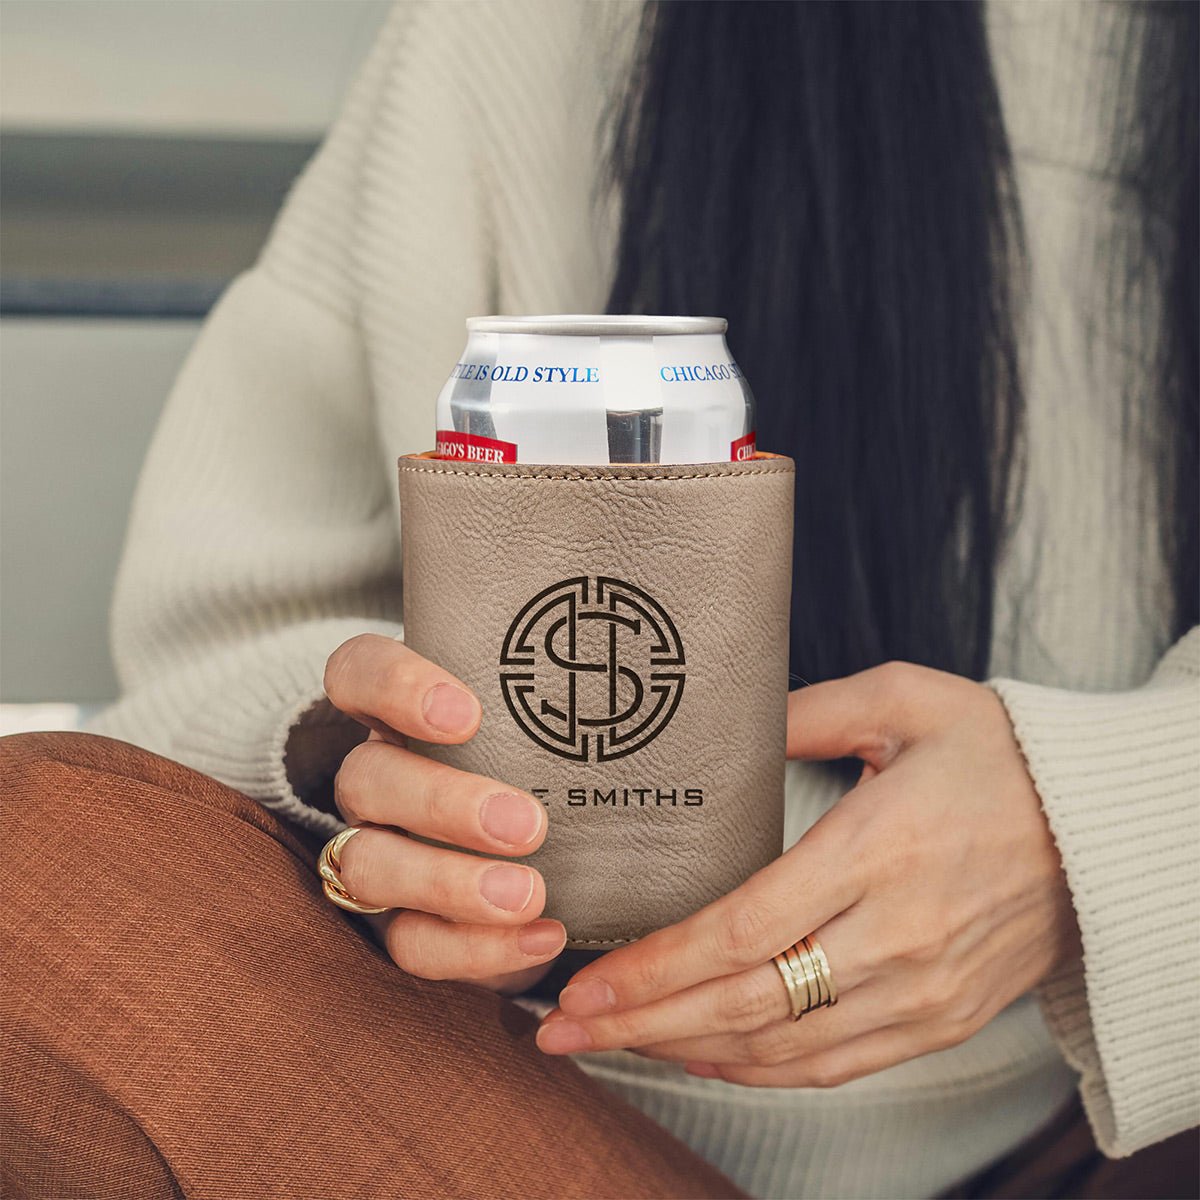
[465,314,728,336]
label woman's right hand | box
[322,633,565,995]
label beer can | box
[434,315,756,465]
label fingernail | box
[536,1019,592,1054]
[685,1062,720,1078]
[517,920,564,956]
[480,791,542,845]
[422,683,480,734]
[558,978,617,1017]
[479,865,534,912]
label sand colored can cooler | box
[397,449,795,948]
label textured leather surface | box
[397,450,795,947]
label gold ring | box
[771,934,838,1021]
[804,935,838,1006]
[317,827,390,915]
[787,943,820,1011]
[772,950,808,1019]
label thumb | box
[786,661,945,767]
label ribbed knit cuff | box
[174,618,405,837]
[89,618,405,838]
[989,631,1200,1156]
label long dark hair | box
[604,0,1198,687]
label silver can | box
[434,315,757,465]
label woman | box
[3,1,1196,1197]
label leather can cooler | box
[396,449,795,948]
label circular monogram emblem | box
[499,576,686,762]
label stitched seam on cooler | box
[397,465,788,480]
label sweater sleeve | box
[86,5,425,837]
[988,626,1200,1156]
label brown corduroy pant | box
[1,732,1195,1200]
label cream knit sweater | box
[90,2,1199,1196]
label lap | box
[0,732,744,1200]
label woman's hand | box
[322,633,566,995]
[532,662,1082,1085]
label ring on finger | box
[318,827,392,915]
[772,935,838,1021]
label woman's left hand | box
[534,662,1082,1086]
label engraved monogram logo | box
[499,576,686,762]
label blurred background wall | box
[1,0,391,711]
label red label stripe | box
[434,430,518,464]
[731,431,757,461]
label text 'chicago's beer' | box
[434,314,756,465]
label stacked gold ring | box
[772,935,838,1021]
[317,827,391,915]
